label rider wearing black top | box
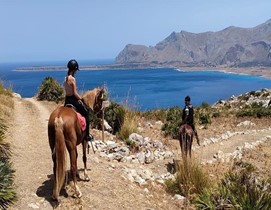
[182,96,200,146]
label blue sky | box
[1,0,271,63]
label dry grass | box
[117,109,139,141]
[202,143,271,183]
[0,95,14,120]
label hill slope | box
[116,19,271,68]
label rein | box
[81,98,90,112]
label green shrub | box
[236,107,271,118]
[198,113,211,125]
[90,101,126,134]
[238,94,250,101]
[212,112,220,118]
[249,90,256,96]
[165,178,181,194]
[236,109,254,117]
[89,101,125,135]
[161,106,182,139]
[142,108,168,122]
[104,102,125,134]
[37,77,64,102]
[201,102,210,109]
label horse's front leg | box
[82,140,90,181]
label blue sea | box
[1,60,271,111]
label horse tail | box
[53,117,66,200]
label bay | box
[0,61,271,111]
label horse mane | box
[82,87,101,111]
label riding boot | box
[86,133,93,142]
[85,126,93,142]
[84,114,93,142]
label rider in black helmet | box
[64,59,93,142]
[182,96,200,146]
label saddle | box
[65,104,86,131]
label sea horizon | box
[1,60,271,111]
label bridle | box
[93,88,104,113]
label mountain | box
[116,19,271,68]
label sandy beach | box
[221,68,271,79]
[177,66,271,79]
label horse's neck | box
[82,89,97,111]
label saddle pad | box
[76,112,86,131]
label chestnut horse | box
[48,87,105,201]
[178,124,194,158]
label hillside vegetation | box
[0,81,16,209]
[36,78,271,209]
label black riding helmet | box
[185,96,190,102]
[67,59,79,71]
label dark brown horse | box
[178,124,194,158]
[48,87,105,201]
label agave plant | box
[0,119,16,208]
[0,161,16,209]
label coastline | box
[176,66,271,79]
[15,64,271,79]
[220,68,271,79]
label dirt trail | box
[7,98,52,210]
[6,98,181,210]
[6,97,271,210]
[194,128,271,163]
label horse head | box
[82,87,106,113]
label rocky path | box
[6,97,271,210]
[7,98,52,210]
[194,127,271,163]
[6,98,180,210]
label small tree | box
[37,77,64,103]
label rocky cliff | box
[116,19,271,68]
